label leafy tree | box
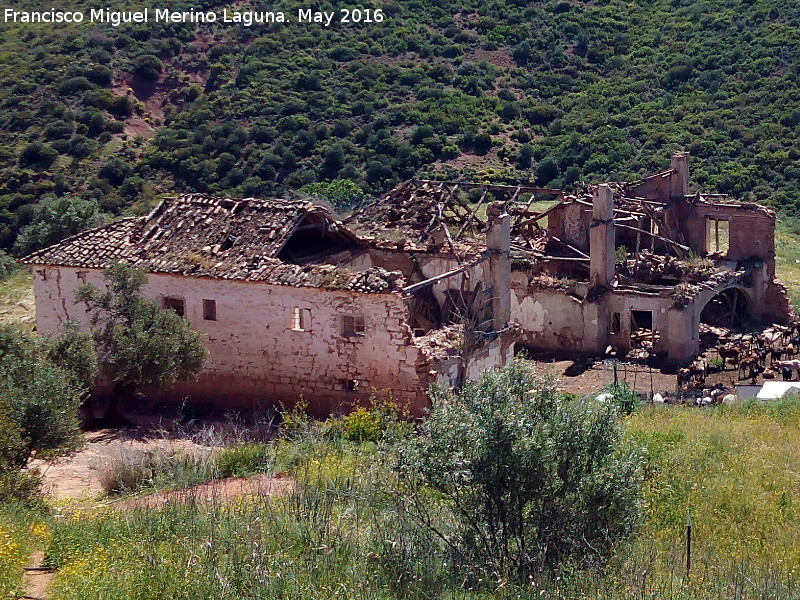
[300,179,370,213]
[0,324,96,501]
[516,144,535,168]
[473,132,493,155]
[396,362,644,582]
[76,263,207,423]
[512,40,533,65]
[321,143,346,179]
[14,195,103,256]
[536,156,561,186]
[18,142,58,169]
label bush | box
[396,362,644,583]
[300,179,370,213]
[0,251,18,281]
[341,400,409,443]
[0,324,94,503]
[131,54,162,81]
[601,381,641,415]
[99,447,216,495]
[215,443,272,477]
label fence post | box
[686,508,692,581]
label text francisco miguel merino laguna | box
[2,7,386,27]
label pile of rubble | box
[414,324,464,361]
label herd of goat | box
[678,322,800,390]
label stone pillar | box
[670,151,690,198]
[589,184,615,288]
[751,262,768,322]
[486,202,511,331]
[665,305,699,367]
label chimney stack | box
[670,151,690,198]
[590,184,615,287]
[486,202,511,331]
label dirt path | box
[22,551,54,600]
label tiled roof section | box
[23,195,403,294]
[22,217,141,269]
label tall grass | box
[98,447,219,495]
[775,214,800,309]
[619,399,800,599]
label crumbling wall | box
[547,202,591,251]
[32,266,435,415]
[434,335,515,388]
[680,203,776,268]
[626,170,674,203]
[676,201,792,323]
[346,248,493,328]
[509,275,602,352]
[604,292,691,359]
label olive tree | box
[0,324,96,501]
[395,362,645,584]
[76,262,207,423]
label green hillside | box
[1,0,799,250]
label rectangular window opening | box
[630,310,653,331]
[203,299,217,321]
[291,307,312,331]
[706,218,730,255]
[610,312,621,334]
[163,297,186,318]
[341,314,366,337]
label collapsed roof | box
[23,195,402,293]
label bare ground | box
[523,355,750,399]
[30,427,216,502]
[115,473,293,510]
[523,356,677,397]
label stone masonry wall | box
[32,266,432,415]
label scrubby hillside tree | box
[396,362,644,583]
[0,324,97,502]
[14,195,103,256]
[300,179,370,214]
[76,263,207,423]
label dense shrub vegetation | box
[0,323,96,503]
[1,0,799,251]
[22,387,800,599]
[397,364,644,581]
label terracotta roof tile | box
[23,195,402,294]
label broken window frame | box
[630,309,654,331]
[341,314,366,337]
[291,307,312,331]
[610,312,622,334]
[341,379,360,392]
[706,217,730,256]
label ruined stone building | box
[24,194,515,415]
[24,152,792,413]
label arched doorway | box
[700,287,750,329]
